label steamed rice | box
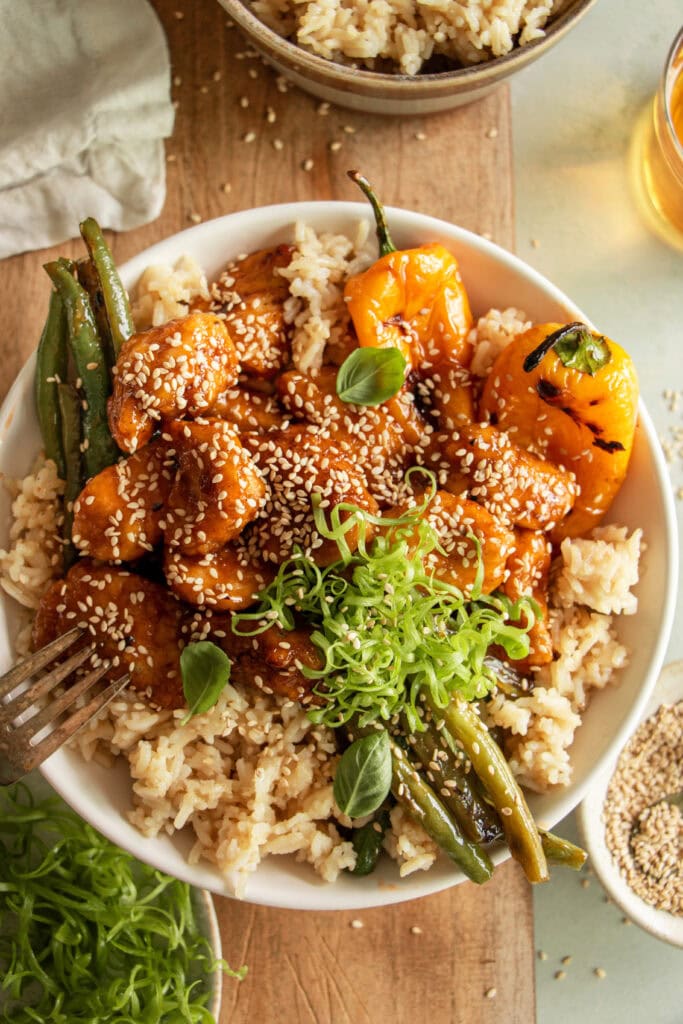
[0,221,643,892]
[249,0,564,76]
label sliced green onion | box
[0,784,245,1023]
[233,471,536,733]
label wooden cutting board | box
[0,1,534,1021]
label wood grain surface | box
[0,1,534,1021]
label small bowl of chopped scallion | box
[0,779,244,1023]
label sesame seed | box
[350,919,363,929]
[302,158,314,171]
[485,987,497,999]
[594,968,606,980]
[410,925,422,935]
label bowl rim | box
[220,0,599,91]
[577,661,683,948]
[0,201,674,910]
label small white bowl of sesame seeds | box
[578,660,683,947]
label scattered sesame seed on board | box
[561,955,572,966]
[554,971,566,981]
[485,987,497,999]
[594,967,607,980]
[538,950,548,961]
[486,127,499,139]
[317,101,330,115]
[329,140,342,152]
[221,182,232,194]
[350,918,363,929]
[188,212,202,224]
[174,9,184,19]
[531,238,541,248]
[410,925,422,935]
[414,130,427,141]
[302,158,314,171]
[243,131,256,143]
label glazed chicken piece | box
[500,529,553,667]
[276,367,428,506]
[207,387,290,434]
[209,244,294,379]
[72,439,174,563]
[440,423,577,532]
[108,311,239,453]
[385,489,515,596]
[164,541,274,611]
[33,561,185,708]
[416,359,476,430]
[218,619,323,704]
[243,426,379,565]
[163,418,266,556]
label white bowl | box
[0,203,677,910]
[577,661,683,947]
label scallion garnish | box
[233,471,536,734]
[0,784,245,1023]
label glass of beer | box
[630,28,683,250]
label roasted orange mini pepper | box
[343,173,473,373]
[479,321,639,538]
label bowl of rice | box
[219,0,598,114]
[0,201,677,910]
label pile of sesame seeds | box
[603,700,682,915]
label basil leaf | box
[336,347,406,406]
[554,327,611,375]
[333,730,392,818]
[180,641,231,724]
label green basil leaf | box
[180,641,231,724]
[336,347,406,406]
[333,730,392,818]
[554,327,611,375]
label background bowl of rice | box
[0,202,677,910]
[219,0,598,114]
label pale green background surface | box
[511,0,683,1018]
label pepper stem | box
[523,322,611,376]
[348,170,396,257]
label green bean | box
[57,383,82,570]
[350,807,391,876]
[44,260,119,480]
[389,736,493,885]
[404,712,501,845]
[541,830,587,871]
[79,217,134,358]
[77,256,115,369]
[34,289,68,479]
[426,694,549,884]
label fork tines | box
[0,628,129,781]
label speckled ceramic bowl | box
[218,0,598,114]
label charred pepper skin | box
[480,321,638,539]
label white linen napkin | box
[0,0,175,259]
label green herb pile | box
[0,785,244,1024]
[234,474,535,733]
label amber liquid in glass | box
[631,48,683,249]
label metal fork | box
[0,628,129,785]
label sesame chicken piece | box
[32,561,185,709]
[207,386,290,434]
[385,489,515,596]
[415,359,476,430]
[500,528,553,667]
[243,426,379,565]
[72,440,174,563]
[217,619,323,704]
[164,541,274,611]
[276,367,429,506]
[440,423,577,532]
[108,311,239,453]
[209,244,294,379]
[163,418,267,556]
